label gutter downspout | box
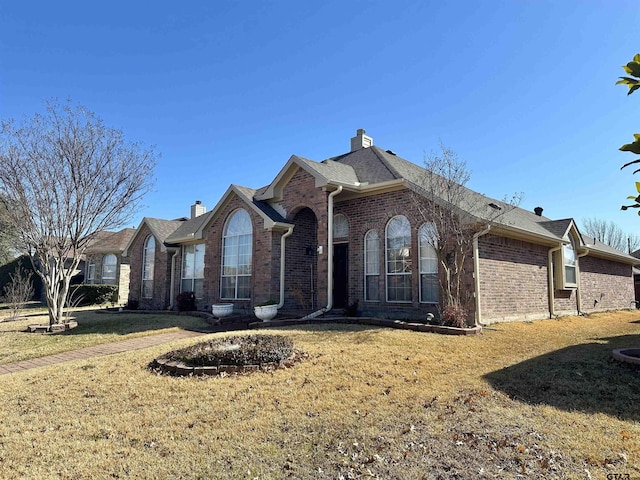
[576,248,589,315]
[548,245,562,318]
[302,185,343,319]
[168,248,179,310]
[472,225,491,327]
[277,226,294,309]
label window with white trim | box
[101,254,117,285]
[142,236,155,298]
[386,215,412,302]
[87,261,96,284]
[364,230,380,301]
[419,223,439,303]
[554,236,578,289]
[181,244,205,299]
[333,213,349,239]
[221,209,252,299]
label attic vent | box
[386,150,397,156]
[488,202,502,210]
[534,206,543,216]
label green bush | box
[165,334,294,367]
[68,285,118,306]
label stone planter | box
[211,303,234,318]
[254,304,278,321]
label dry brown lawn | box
[0,311,639,479]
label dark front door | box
[333,244,348,309]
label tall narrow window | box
[86,261,96,284]
[386,215,412,302]
[142,236,155,298]
[563,240,577,286]
[221,209,252,299]
[182,244,205,299]
[364,230,380,301]
[419,224,439,303]
[102,254,117,285]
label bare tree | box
[0,100,156,326]
[412,144,521,327]
[580,217,640,253]
[3,263,34,319]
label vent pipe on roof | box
[191,200,206,219]
[534,206,543,216]
[350,129,373,152]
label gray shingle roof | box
[85,228,136,253]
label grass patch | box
[0,312,638,478]
[0,309,211,365]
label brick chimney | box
[191,200,206,219]
[350,128,373,152]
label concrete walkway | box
[0,329,206,376]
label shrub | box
[164,334,294,367]
[440,303,468,328]
[68,285,118,306]
[125,298,139,310]
[343,300,359,317]
[176,291,196,311]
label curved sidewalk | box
[0,329,205,376]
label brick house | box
[123,130,638,323]
[84,228,136,304]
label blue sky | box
[2,1,640,236]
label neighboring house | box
[84,228,136,304]
[124,130,638,323]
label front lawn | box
[0,311,638,479]
[0,309,211,365]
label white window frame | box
[385,215,412,303]
[101,254,118,285]
[181,243,205,299]
[556,237,578,289]
[221,209,252,300]
[142,236,155,299]
[419,223,439,303]
[86,261,96,284]
[364,229,380,302]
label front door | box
[333,244,348,309]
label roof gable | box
[123,217,185,255]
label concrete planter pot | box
[254,304,278,321]
[211,303,234,318]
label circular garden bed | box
[149,334,305,377]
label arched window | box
[419,224,438,303]
[221,209,252,299]
[142,236,155,298]
[364,230,380,301]
[102,254,118,285]
[182,244,206,299]
[385,215,412,302]
[333,214,349,239]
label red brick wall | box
[477,234,550,322]
[478,234,635,322]
[127,225,172,310]
[578,255,634,312]
[334,189,440,320]
[200,194,278,314]
[275,168,329,310]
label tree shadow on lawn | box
[484,333,640,421]
[57,310,212,336]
